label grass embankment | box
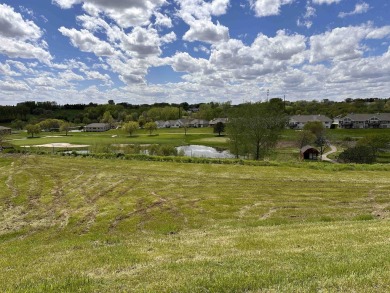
[1,155,390,292]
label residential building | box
[289,115,332,129]
[84,123,110,132]
[209,118,228,127]
[190,119,209,128]
[340,113,390,129]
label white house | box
[289,115,333,129]
[340,113,390,129]
[84,123,110,132]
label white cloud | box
[59,27,116,56]
[154,12,173,28]
[339,2,370,18]
[176,0,230,21]
[0,37,52,64]
[107,57,149,84]
[297,4,316,29]
[0,4,42,39]
[177,0,230,44]
[0,62,19,76]
[0,4,52,64]
[309,24,390,63]
[52,0,82,9]
[0,80,30,91]
[120,26,164,58]
[170,52,210,73]
[59,69,85,81]
[183,20,229,43]
[53,0,167,28]
[249,0,294,17]
[312,0,341,4]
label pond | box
[176,145,235,159]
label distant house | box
[209,118,228,127]
[0,126,12,135]
[289,115,332,130]
[84,123,110,132]
[155,120,166,128]
[164,120,184,128]
[300,145,319,160]
[340,113,390,129]
[190,119,209,128]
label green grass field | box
[1,155,390,292]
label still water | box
[176,145,234,159]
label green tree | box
[38,119,63,131]
[123,121,139,137]
[227,102,286,160]
[303,121,327,156]
[11,119,25,130]
[144,122,157,135]
[138,116,146,128]
[60,122,71,136]
[357,134,390,158]
[296,130,316,149]
[26,124,41,138]
[213,122,225,136]
[101,111,114,127]
[226,116,248,159]
[338,146,375,164]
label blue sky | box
[0,0,389,105]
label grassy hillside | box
[1,155,390,292]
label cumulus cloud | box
[170,52,210,73]
[120,26,172,58]
[183,20,229,43]
[53,0,167,27]
[0,4,42,39]
[177,0,230,43]
[176,0,230,21]
[297,4,316,29]
[0,37,52,64]
[0,4,52,64]
[0,80,30,92]
[59,27,116,56]
[339,2,370,18]
[312,0,341,4]
[249,0,294,17]
[309,24,390,63]
[0,62,19,76]
[155,12,173,28]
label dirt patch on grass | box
[22,143,89,148]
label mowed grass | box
[9,127,217,148]
[1,155,390,292]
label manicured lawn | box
[1,155,390,292]
[8,127,220,148]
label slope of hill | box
[1,155,389,292]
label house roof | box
[85,123,110,127]
[190,119,209,124]
[341,113,390,121]
[209,118,228,124]
[290,115,332,123]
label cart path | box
[321,144,338,163]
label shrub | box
[338,146,375,164]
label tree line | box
[1,98,389,125]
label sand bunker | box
[23,143,89,148]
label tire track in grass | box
[5,162,19,206]
[109,191,196,232]
[368,187,390,219]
